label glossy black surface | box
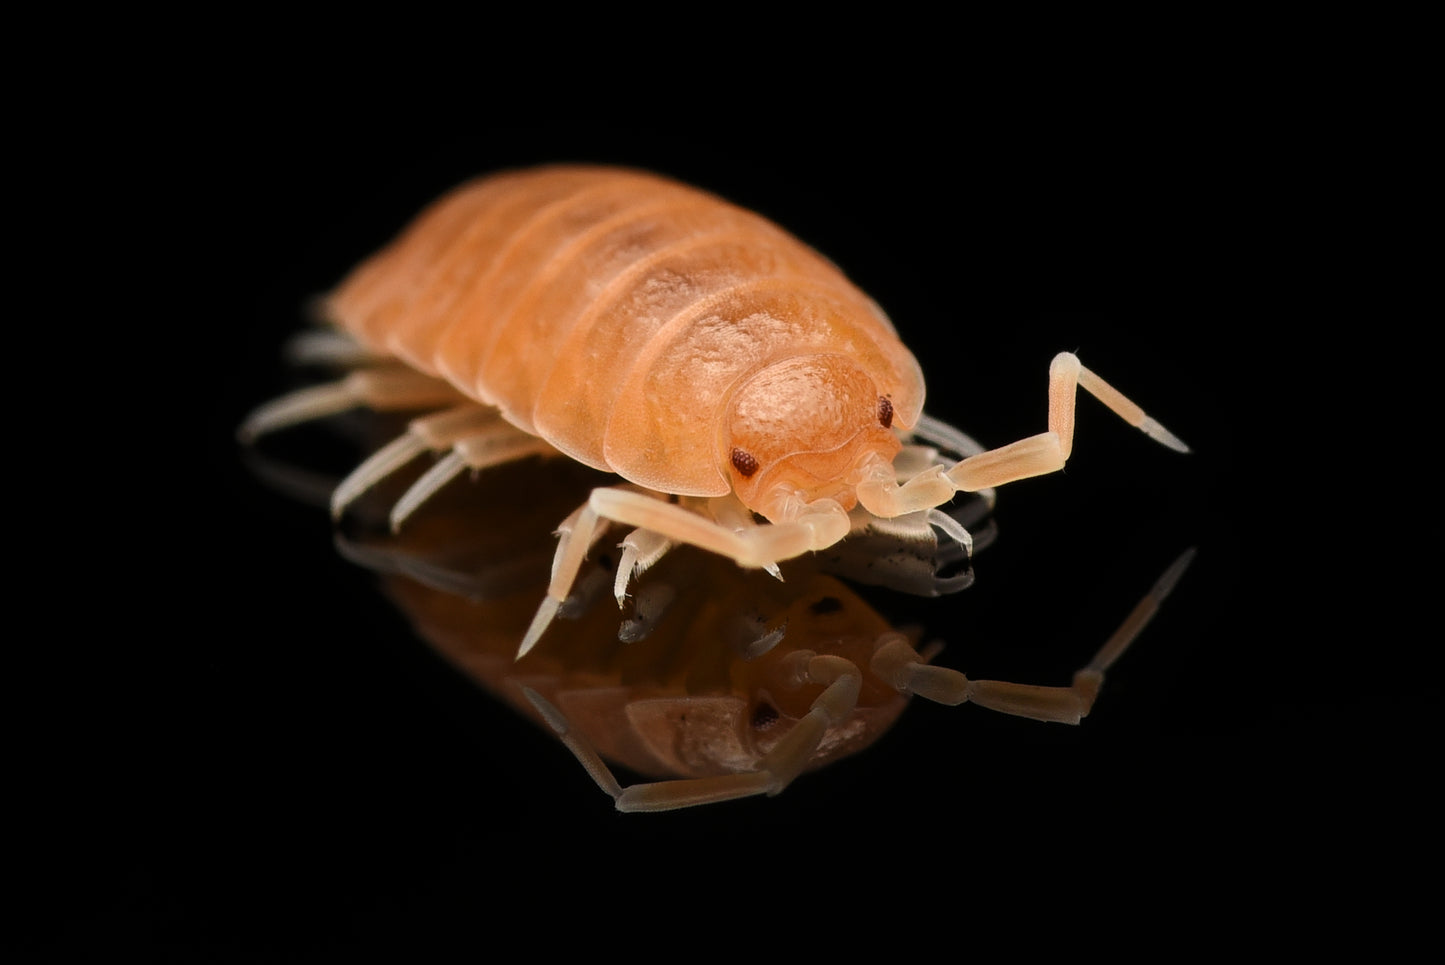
[37,126,1383,957]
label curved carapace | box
[323,165,925,516]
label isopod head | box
[732,579,917,769]
[723,353,904,516]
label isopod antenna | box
[855,352,1189,519]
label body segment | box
[323,165,924,499]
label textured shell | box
[323,165,925,497]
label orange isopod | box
[242,165,1192,809]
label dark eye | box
[731,447,759,477]
[877,396,893,429]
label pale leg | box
[588,488,851,569]
[330,404,501,519]
[387,426,555,532]
[611,492,791,606]
[237,364,467,442]
[613,528,673,606]
[517,486,851,658]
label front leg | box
[589,488,851,569]
[516,486,853,659]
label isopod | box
[241,164,1192,810]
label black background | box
[32,124,1409,956]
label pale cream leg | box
[902,416,998,513]
[283,328,379,368]
[517,487,852,659]
[870,438,996,571]
[856,353,1189,517]
[518,498,616,658]
[706,494,784,581]
[589,488,851,569]
[330,404,501,520]
[521,653,862,812]
[609,493,784,610]
[870,548,1195,724]
[386,420,557,532]
[237,364,467,442]
[613,528,673,606]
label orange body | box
[324,166,925,511]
